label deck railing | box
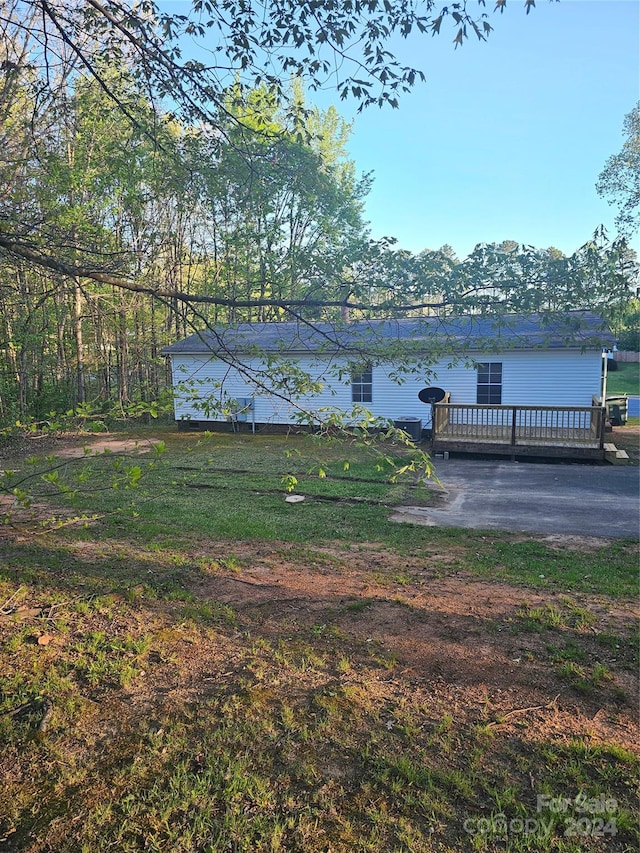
[433,404,606,450]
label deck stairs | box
[604,443,630,464]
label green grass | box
[2,581,637,853]
[515,601,596,632]
[1,659,637,852]
[606,361,640,396]
[0,427,638,852]
[4,429,636,598]
[463,538,637,599]
[3,431,415,540]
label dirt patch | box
[4,533,636,748]
[0,433,158,526]
[118,538,638,751]
[53,436,157,458]
[528,534,614,551]
[0,431,157,463]
[609,422,640,465]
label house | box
[163,311,613,458]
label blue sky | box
[328,0,640,259]
[163,0,639,260]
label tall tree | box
[2,0,635,434]
[0,0,540,302]
[199,84,369,322]
[596,102,640,240]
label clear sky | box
[162,0,639,260]
[326,0,640,259]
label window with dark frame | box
[351,365,373,403]
[476,362,502,404]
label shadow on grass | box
[1,523,639,852]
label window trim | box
[351,365,373,404]
[476,362,503,405]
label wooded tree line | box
[0,1,637,427]
[0,52,374,421]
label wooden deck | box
[432,404,606,460]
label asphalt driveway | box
[392,458,640,539]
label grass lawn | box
[0,428,638,852]
[606,361,640,396]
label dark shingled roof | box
[162,311,612,356]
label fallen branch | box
[44,593,95,620]
[38,697,54,732]
[488,694,560,727]
[3,695,54,733]
[0,585,26,615]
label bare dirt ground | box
[181,540,639,746]
[34,531,634,755]
[609,422,640,464]
[0,432,157,460]
[0,433,156,521]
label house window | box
[477,362,502,404]
[351,365,373,403]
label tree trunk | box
[73,278,85,405]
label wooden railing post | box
[598,407,605,450]
[511,407,517,447]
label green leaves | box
[125,466,143,489]
[281,473,299,493]
[596,102,640,240]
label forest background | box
[0,0,637,432]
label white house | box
[163,312,611,445]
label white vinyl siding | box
[170,349,604,427]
